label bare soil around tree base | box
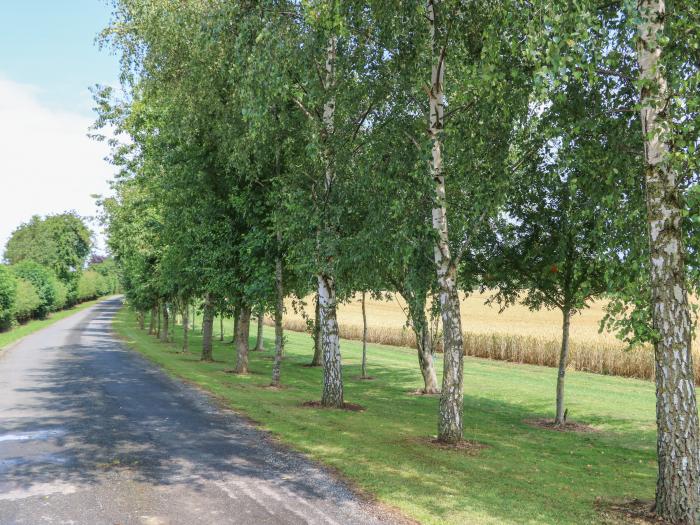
[596,499,669,524]
[524,418,598,433]
[301,400,366,412]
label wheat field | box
[276,292,700,381]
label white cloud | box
[0,77,115,258]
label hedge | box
[0,266,17,330]
[11,261,59,319]
[13,277,42,323]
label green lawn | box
[114,306,658,525]
[0,298,105,350]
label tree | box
[635,0,700,520]
[481,60,645,426]
[528,1,700,519]
[11,261,59,319]
[4,212,92,287]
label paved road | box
[0,298,397,525]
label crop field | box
[278,292,681,382]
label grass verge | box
[0,298,105,350]
[115,306,658,525]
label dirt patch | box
[524,418,598,433]
[407,388,441,397]
[301,363,322,368]
[596,499,667,524]
[301,400,366,412]
[409,436,487,455]
[259,384,289,391]
[221,369,261,375]
[353,375,375,381]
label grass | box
[0,298,104,350]
[279,293,675,382]
[115,306,659,525]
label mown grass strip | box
[115,306,658,525]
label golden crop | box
[274,291,698,382]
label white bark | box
[318,32,343,408]
[637,1,700,522]
[271,254,284,387]
[405,291,440,394]
[428,0,464,443]
[361,291,368,378]
[319,273,343,407]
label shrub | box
[11,261,59,319]
[53,280,69,310]
[13,278,42,323]
[90,258,120,295]
[77,270,103,301]
[0,266,17,330]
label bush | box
[11,261,59,319]
[13,278,42,323]
[76,270,104,302]
[53,280,69,310]
[90,258,120,295]
[0,266,17,330]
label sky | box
[0,0,121,258]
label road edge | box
[110,301,420,525]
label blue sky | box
[0,0,120,256]
[0,0,119,115]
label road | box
[0,298,397,525]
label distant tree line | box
[0,212,119,331]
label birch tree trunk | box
[361,292,368,379]
[319,274,343,406]
[310,293,323,366]
[271,254,284,387]
[405,291,440,394]
[318,33,343,408]
[235,305,251,374]
[138,311,145,331]
[149,306,156,335]
[160,303,169,342]
[554,308,571,426]
[156,304,161,339]
[637,2,700,521]
[428,0,464,443]
[232,305,240,345]
[201,294,214,362]
[182,302,189,353]
[255,309,265,351]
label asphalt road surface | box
[0,298,397,525]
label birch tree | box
[636,1,700,520]
[528,2,700,519]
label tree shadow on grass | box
[107,307,658,525]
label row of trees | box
[0,213,119,330]
[97,1,700,522]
